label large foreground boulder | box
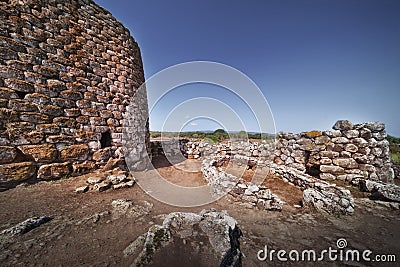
[125,209,242,267]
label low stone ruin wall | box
[201,156,284,211]
[150,139,226,159]
[151,120,395,186]
[274,120,394,183]
[152,120,396,214]
[150,139,274,162]
[269,163,355,214]
[200,155,354,214]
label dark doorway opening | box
[16,91,27,99]
[306,164,321,178]
[304,150,311,165]
[304,150,321,178]
[100,131,112,148]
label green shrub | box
[388,135,400,155]
[391,152,400,164]
[204,135,219,144]
[150,131,161,138]
[388,135,400,145]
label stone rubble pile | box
[228,181,284,211]
[201,157,237,195]
[75,170,135,193]
[185,140,217,159]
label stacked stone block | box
[0,0,149,189]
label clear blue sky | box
[95,0,400,136]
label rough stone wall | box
[201,156,284,211]
[150,120,394,185]
[150,140,189,159]
[150,139,221,161]
[149,121,393,214]
[0,0,149,189]
[274,120,394,183]
[150,140,274,161]
[268,162,355,214]
[198,149,355,214]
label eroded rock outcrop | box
[126,209,242,267]
[0,216,52,238]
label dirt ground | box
[0,157,399,266]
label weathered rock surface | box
[0,162,36,185]
[18,144,58,162]
[303,187,354,215]
[333,120,354,131]
[37,162,71,180]
[0,146,17,163]
[72,161,96,176]
[87,176,104,185]
[128,209,240,267]
[0,216,52,238]
[111,199,153,220]
[75,185,89,193]
[60,144,90,161]
[93,181,111,192]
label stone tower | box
[0,0,150,190]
